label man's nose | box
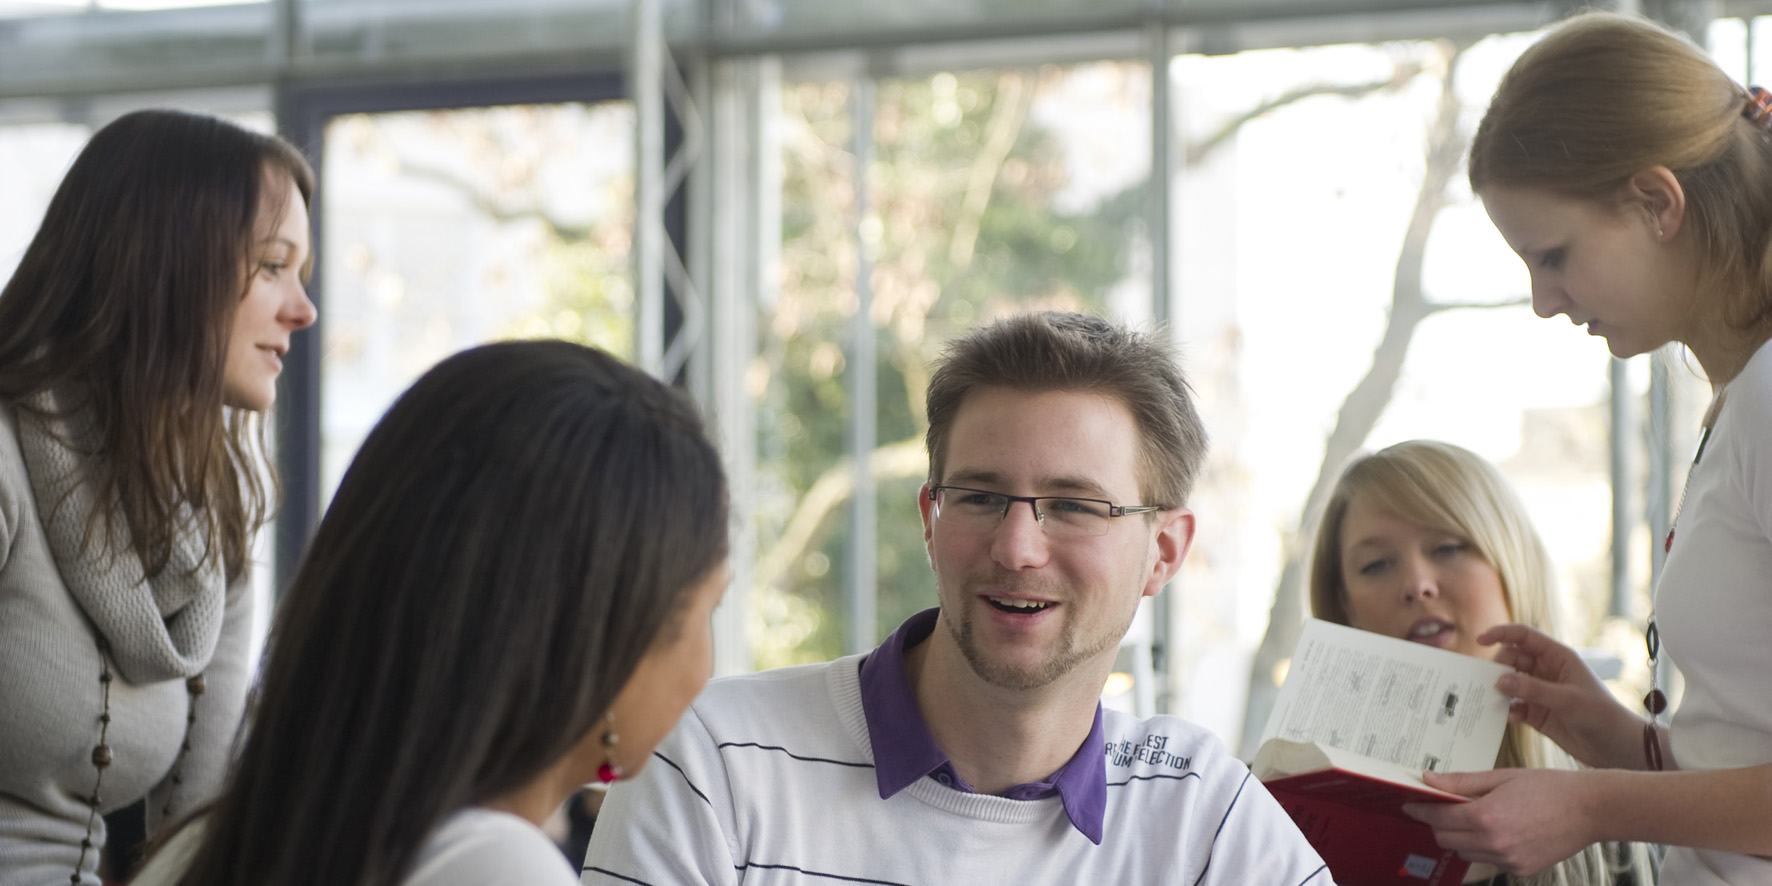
[990,499,1050,570]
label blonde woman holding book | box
[1310,439,1649,886]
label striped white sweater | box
[583,655,1332,885]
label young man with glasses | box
[584,312,1330,885]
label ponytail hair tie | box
[1744,85,1772,129]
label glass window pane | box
[0,121,88,282]
[755,61,1151,670]
[320,102,635,502]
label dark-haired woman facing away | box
[130,339,731,885]
[0,109,317,885]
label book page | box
[1252,738,1464,799]
[1259,618,1511,775]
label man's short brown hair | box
[924,312,1207,507]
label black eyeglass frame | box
[927,484,1167,526]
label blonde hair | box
[1310,440,1645,886]
[1469,10,1772,334]
[1310,440,1550,634]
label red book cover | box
[1263,765,1468,886]
[1254,620,1514,885]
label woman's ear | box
[1626,165,1687,243]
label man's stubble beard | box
[944,576,1133,692]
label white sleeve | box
[581,707,740,886]
[1194,769,1336,886]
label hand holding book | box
[1402,766,1603,879]
[1478,623,1658,772]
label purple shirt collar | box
[857,607,1107,844]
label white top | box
[131,807,578,886]
[1656,337,1772,884]
[404,808,580,886]
[582,654,1332,885]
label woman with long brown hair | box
[0,108,317,885]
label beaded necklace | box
[71,637,203,885]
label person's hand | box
[1404,768,1597,877]
[1478,623,1644,770]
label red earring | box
[597,714,623,783]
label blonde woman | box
[1311,440,1649,886]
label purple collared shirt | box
[857,607,1108,844]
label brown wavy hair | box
[0,109,315,580]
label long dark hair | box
[0,108,315,580]
[173,339,729,885]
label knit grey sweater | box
[0,402,252,886]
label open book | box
[1252,619,1512,886]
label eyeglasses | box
[928,485,1165,538]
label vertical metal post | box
[1147,18,1176,715]
[269,0,300,70]
[847,76,878,655]
[1609,357,1635,619]
[270,0,314,599]
[687,59,714,406]
[707,56,771,676]
[1148,21,1172,330]
[632,0,665,376]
